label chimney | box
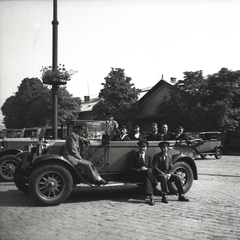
[170,77,176,83]
[84,96,90,102]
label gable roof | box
[138,80,173,104]
[80,98,100,112]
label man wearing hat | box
[129,140,162,206]
[106,112,119,140]
[63,124,107,185]
[112,124,131,141]
[152,141,189,203]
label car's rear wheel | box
[14,161,29,194]
[168,162,193,194]
[28,164,73,206]
[215,148,222,159]
[0,155,21,182]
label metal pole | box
[52,0,58,139]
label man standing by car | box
[63,124,107,185]
[152,141,189,203]
[129,140,162,206]
[106,112,119,140]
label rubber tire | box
[168,161,194,194]
[28,164,73,206]
[215,148,222,159]
[0,155,21,182]
[14,161,29,194]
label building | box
[79,79,173,132]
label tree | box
[167,71,206,131]
[201,68,240,131]
[167,68,240,132]
[92,68,141,123]
[1,78,81,128]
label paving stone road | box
[0,155,240,240]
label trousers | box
[75,159,99,183]
[155,173,184,194]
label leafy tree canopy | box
[92,68,141,122]
[1,78,81,128]
[167,68,240,132]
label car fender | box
[0,148,22,159]
[172,153,198,180]
[31,154,88,184]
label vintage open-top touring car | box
[13,120,198,206]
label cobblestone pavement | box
[0,155,239,240]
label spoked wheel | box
[168,162,193,194]
[0,155,21,182]
[28,164,73,206]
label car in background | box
[189,132,223,159]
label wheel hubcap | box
[38,173,64,198]
[176,168,187,185]
[2,161,17,179]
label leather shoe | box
[97,179,108,185]
[178,195,189,202]
[149,196,155,206]
[162,196,168,204]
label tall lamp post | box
[41,0,76,138]
[52,0,59,139]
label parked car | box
[188,132,223,159]
[14,120,198,206]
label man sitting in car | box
[63,124,107,185]
[112,124,131,141]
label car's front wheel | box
[168,161,193,194]
[215,148,222,159]
[0,155,21,182]
[28,164,73,206]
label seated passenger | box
[129,140,162,206]
[159,124,175,141]
[174,123,189,140]
[112,124,131,141]
[152,141,189,203]
[146,123,162,141]
[63,124,107,185]
[128,124,145,141]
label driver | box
[63,124,107,185]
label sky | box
[1,0,240,125]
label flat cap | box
[158,141,170,148]
[137,140,149,147]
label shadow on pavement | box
[0,189,36,207]
[66,185,145,204]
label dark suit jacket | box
[112,134,131,141]
[175,132,189,140]
[146,132,162,141]
[159,131,175,141]
[129,152,152,172]
[152,152,174,175]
